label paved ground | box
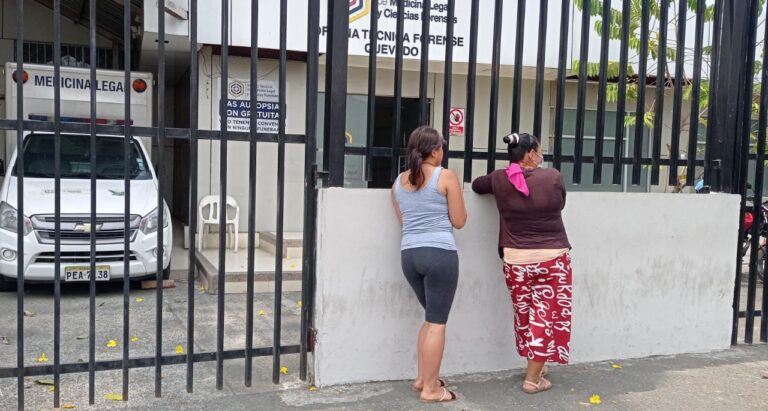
[4,345,766,410]
[0,277,302,410]
[0,280,766,410]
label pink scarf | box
[505,163,529,197]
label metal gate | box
[0,0,765,409]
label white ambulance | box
[0,63,171,290]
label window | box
[15,134,151,180]
[550,109,651,192]
[15,41,117,69]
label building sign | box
[449,107,464,136]
[221,79,281,133]
[319,0,466,60]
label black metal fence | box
[0,0,766,409]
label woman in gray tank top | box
[391,126,467,403]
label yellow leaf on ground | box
[258,309,266,316]
[296,301,302,308]
[107,340,118,348]
[36,353,48,363]
[280,367,288,375]
[590,394,602,405]
[308,386,318,391]
[135,297,144,303]
[48,386,55,392]
[131,336,139,342]
[611,364,622,369]
[175,345,184,354]
[105,393,123,401]
[62,404,76,409]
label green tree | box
[574,0,764,138]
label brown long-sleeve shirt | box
[472,167,571,258]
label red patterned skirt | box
[503,253,572,364]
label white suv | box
[0,133,171,291]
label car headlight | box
[140,206,170,235]
[0,202,32,236]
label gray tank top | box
[394,167,457,251]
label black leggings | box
[401,247,459,324]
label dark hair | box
[406,126,445,187]
[503,132,540,163]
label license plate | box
[64,266,111,282]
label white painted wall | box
[197,46,696,232]
[313,188,739,386]
[196,48,307,233]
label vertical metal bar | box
[686,0,705,187]
[156,0,167,397]
[121,0,132,401]
[553,0,570,170]
[593,0,611,184]
[533,0,549,140]
[612,0,630,185]
[418,0,430,125]
[742,0,760,344]
[390,0,405,181]
[186,0,198,394]
[216,0,228,391]
[632,0,650,185]
[511,0,526,134]
[440,0,455,169]
[487,0,503,174]
[88,0,97,404]
[573,0,591,184]
[245,0,258,387]
[14,1,24,408]
[716,0,759,344]
[463,0,480,183]
[300,0,320,381]
[705,0,723,190]
[52,0,62,407]
[323,0,349,187]
[364,0,378,181]
[272,0,288,385]
[668,0,686,186]
[650,0,669,185]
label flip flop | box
[522,377,552,394]
[420,387,459,403]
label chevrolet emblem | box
[76,223,93,233]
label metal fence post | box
[323,0,349,187]
[706,0,755,194]
[706,0,760,345]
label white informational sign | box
[220,79,281,133]
[448,107,465,136]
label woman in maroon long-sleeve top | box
[472,133,572,394]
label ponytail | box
[408,149,425,187]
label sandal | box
[411,378,446,392]
[522,377,552,394]
[420,387,459,403]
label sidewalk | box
[99,344,768,411]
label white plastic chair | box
[198,195,240,252]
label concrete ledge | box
[314,189,741,386]
[259,231,303,259]
[194,252,302,294]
